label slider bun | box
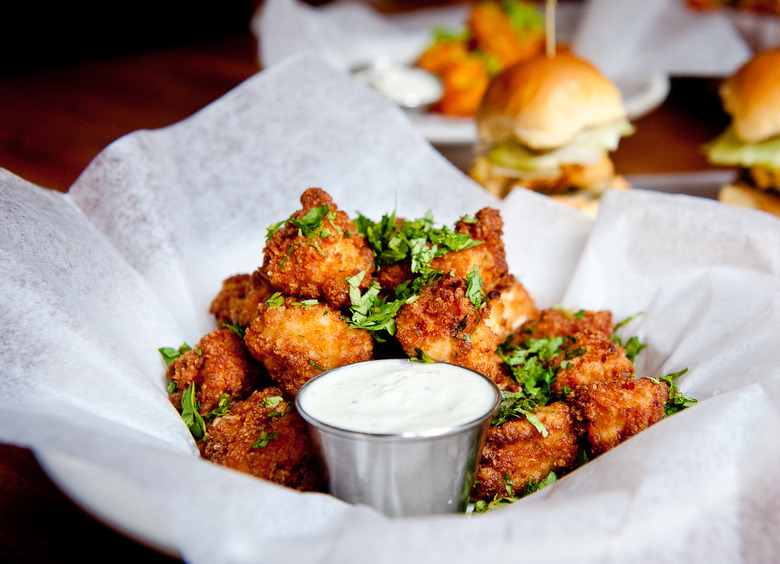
[720,47,780,143]
[475,52,626,150]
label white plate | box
[411,72,671,146]
[36,449,181,559]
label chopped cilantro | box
[465,266,486,309]
[266,292,284,308]
[252,428,279,449]
[500,336,563,405]
[410,348,435,363]
[181,383,206,440]
[223,321,246,339]
[158,343,196,366]
[652,368,697,417]
[612,312,647,364]
[292,299,319,307]
[205,393,231,419]
[309,359,325,371]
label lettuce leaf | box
[704,126,780,170]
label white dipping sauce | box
[297,360,498,435]
[353,62,443,109]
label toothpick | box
[545,0,556,57]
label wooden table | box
[0,3,733,561]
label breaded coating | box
[261,187,375,310]
[484,274,539,340]
[209,270,279,328]
[551,329,635,395]
[167,328,265,415]
[374,261,413,297]
[473,402,579,500]
[202,387,323,491]
[430,207,508,293]
[244,296,373,397]
[512,307,614,344]
[395,274,513,389]
[570,377,668,456]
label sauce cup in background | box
[295,359,501,518]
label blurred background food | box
[467,50,633,214]
[703,46,780,216]
[415,0,548,116]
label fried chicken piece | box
[209,270,279,328]
[467,1,545,69]
[551,329,635,395]
[374,261,413,297]
[484,274,539,340]
[430,207,508,293]
[261,188,375,310]
[512,307,614,344]
[167,328,266,415]
[473,401,579,500]
[570,377,668,456]
[395,274,513,389]
[202,387,323,491]
[244,296,373,397]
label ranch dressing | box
[352,61,443,110]
[297,360,499,435]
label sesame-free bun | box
[475,52,626,150]
[720,47,780,143]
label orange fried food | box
[202,387,323,491]
[244,295,373,397]
[433,55,491,117]
[484,274,539,339]
[513,307,614,343]
[261,187,375,310]
[395,274,512,389]
[551,328,635,395]
[209,270,279,328]
[467,1,545,69]
[167,328,266,415]
[570,377,668,456]
[430,207,508,293]
[473,401,579,500]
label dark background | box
[0,1,261,75]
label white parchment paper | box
[2,55,780,563]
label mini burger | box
[704,46,780,218]
[468,51,634,215]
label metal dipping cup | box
[295,359,501,518]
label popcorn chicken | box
[570,377,668,456]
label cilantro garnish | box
[491,390,548,435]
[266,292,284,308]
[612,313,647,364]
[205,393,231,419]
[309,359,325,371]
[410,348,435,363]
[158,343,199,366]
[354,210,482,278]
[500,336,563,405]
[652,368,697,417]
[223,321,246,339]
[263,396,289,417]
[181,383,206,440]
[465,266,486,309]
[252,428,279,449]
[472,472,556,513]
[266,204,333,242]
[346,272,413,341]
[292,299,319,307]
